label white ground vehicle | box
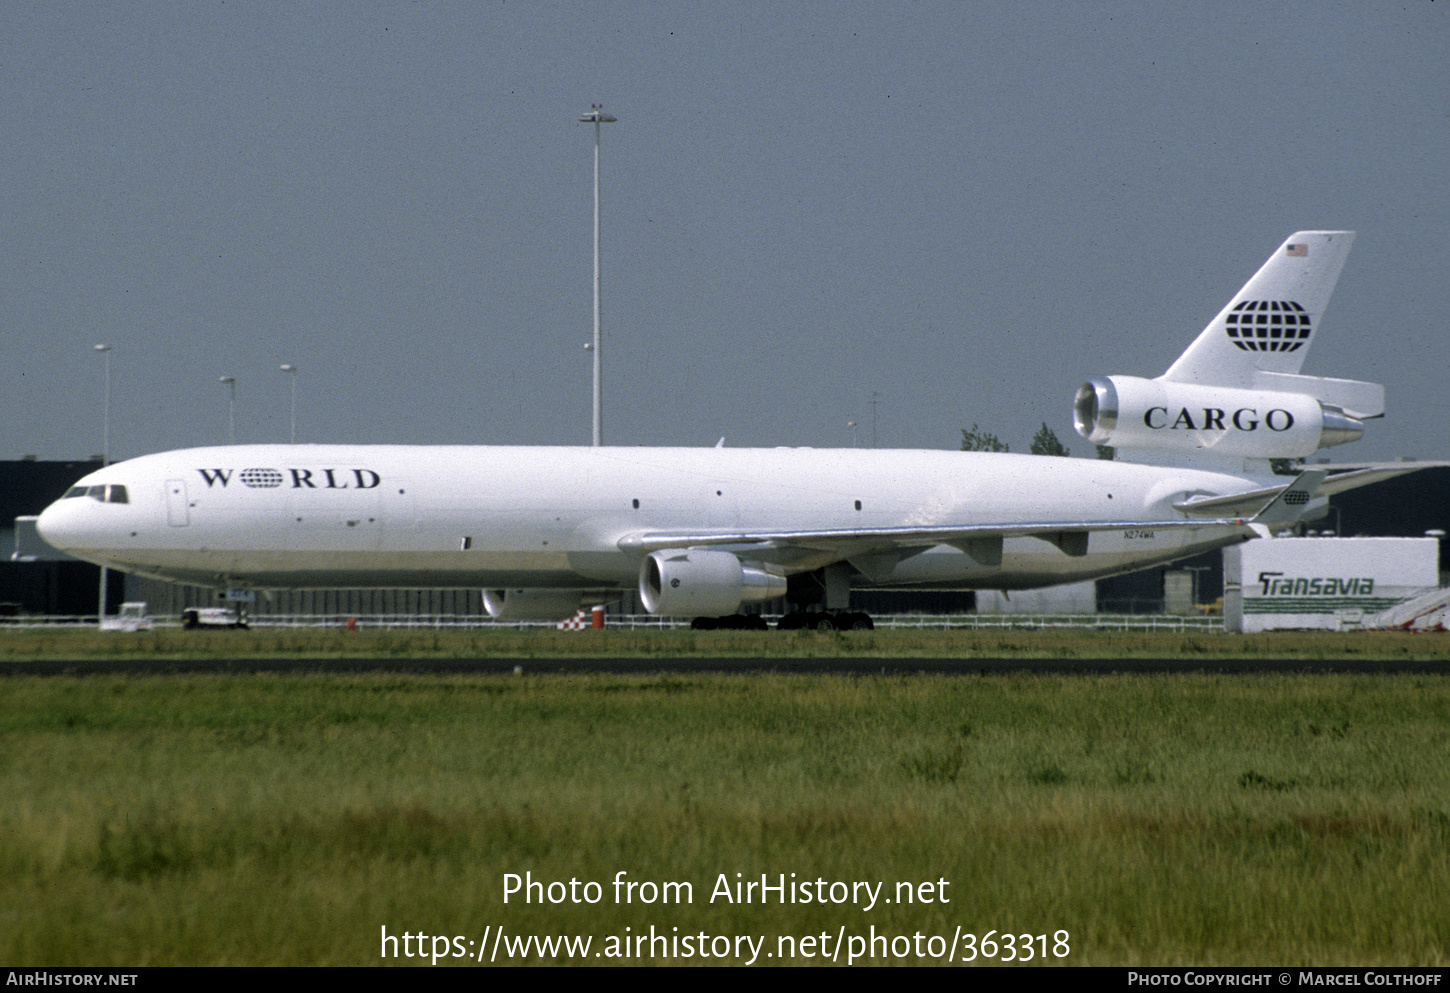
[100,601,155,632]
[180,607,250,630]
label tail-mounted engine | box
[1074,376,1366,459]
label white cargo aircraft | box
[36,231,1429,629]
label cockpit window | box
[61,484,127,502]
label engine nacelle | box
[638,549,788,617]
[1074,376,1364,458]
[483,588,587,621]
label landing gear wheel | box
[842,612,875,631]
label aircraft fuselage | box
[37,443,1264,593]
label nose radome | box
[35,500,70,551]
[35,498,88,554]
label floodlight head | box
[579,105,618,123]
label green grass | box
[3,625,1450,660]
[3,670,1449,964]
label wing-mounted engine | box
[483,588,587,621]
[639,549,787,617]
[1074,376,1370,459]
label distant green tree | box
[1029,423,1070,457]
[960,423,1009,453]
[1095,444,1115,460]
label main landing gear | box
[773,563,874,630]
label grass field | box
[2,641,1449,965]
[2,624,1449,661]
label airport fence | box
[1,615,98,627]
[1,612,1226,632]
[868,613,1224,633]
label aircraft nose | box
[35,497,89,554]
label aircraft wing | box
[617,516,1258,564]
[619,470,1334,565]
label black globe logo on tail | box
[1224,300,1311,352]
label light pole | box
[847,421,858,447]
[579,104,617,447]
[219,376,236,444]
[279,364,297,443]
[93,344,111,626]
[94,344,111,464]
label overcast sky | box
[2,1,1445,464]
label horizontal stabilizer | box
[1245,468,1328,529]
[1252,371,1385,420]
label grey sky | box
[2,2,1445,463]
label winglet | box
[1248,468,1329,529]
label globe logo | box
[240,468,285,489]
[1224,300,1311,352]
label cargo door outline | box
[166,479,190,527]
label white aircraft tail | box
[1074,230,1386,470]
[1162,231,1354,388]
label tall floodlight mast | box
[579,105,617,446]
[279,364,298,443]
[219,375,237,443]
[93,344,111,626]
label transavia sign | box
[196,468,382,490]
[1257,571,1374,597]
[1245,570,1400,617]
[1226,538,1438,633]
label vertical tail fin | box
[1074,230,1384,471]
[1162,231,1354,388]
